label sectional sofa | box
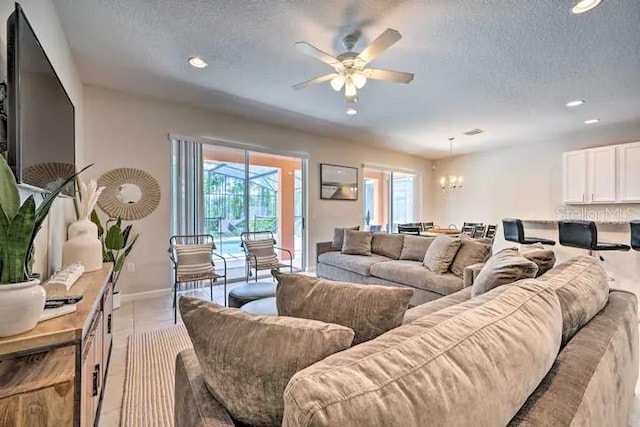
[175,255,638,426]
[316,233,486,306]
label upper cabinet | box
[563,142,639,205]
[618,142,640,203]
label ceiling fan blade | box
[364,68,414,84]
[292,73,338,90]
[294,42,340,67]
[357,28,402,64]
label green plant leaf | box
[123,234,139,256]
[0,155,20,221]
[122,224,132,246]
[105,224,125,250]
[90,209,104,238]
[114,253,126,273]
[3,196,36,282]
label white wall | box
[0,0,83,278]
[432,138,640,293]
[83,85,434,295]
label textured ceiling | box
[52,0,640,158]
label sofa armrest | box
[175,348,235,427]
[316,241,334,261]
[463,263,485,288]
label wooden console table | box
[0,264,114,426]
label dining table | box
[419,228,462,237]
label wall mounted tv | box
[6,3,76,195]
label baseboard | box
[121,288,171,302]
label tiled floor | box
[99,282,640,427]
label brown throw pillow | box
[179,297,354,426]
[423,236,462,274]
[449,238,492,278]
[331,226,360,250]
[341,230,373,256]
[275,273,413,345]
[521,243,556,277]
[370,233,405,259]
[400,235,435,261]
[472,248,539,297]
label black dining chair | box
[421,222,435,231]
[398,225,421,235]
[630,220,640,251]
[503,218,556,246]
[558,220,630,258]
[472,225,487,239]
[484,224,498,240]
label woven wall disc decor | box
[97,168,161,220]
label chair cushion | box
[341,230,373,255]
[370,260,464,295]
[370,233,404,259]
[537,255,609,345]
[179,297,354,427]
[317,252,392,276]
[521,243,556,277]
[275,274,413,345]
[399,235,434,261]
[244,238,279,268]
[331,226,360,251]
[283,281,562,427]
[174,244,215,280]
[449,237,492,278]
[472,248,539,297]
[423,235,462,274]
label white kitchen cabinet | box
[617,142,640,203]
[589,146,617,203]
[563,150,587,204]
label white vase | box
[62,219,103,272]
[0,279,45,337]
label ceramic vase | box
[0,279,46,337]
[62,219,103,272]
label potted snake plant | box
[0,155,89,337]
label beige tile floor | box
[98,283,640,427]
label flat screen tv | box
[6,3,76,195]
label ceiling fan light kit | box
[293,28,414,114]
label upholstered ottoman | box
[240,297,277,316]
[228,282,276,308]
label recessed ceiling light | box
[566,100,585,107]
[188,56,208,68]
[571,0,602,14]
[584,118,600,124]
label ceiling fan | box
[293,28,414,114]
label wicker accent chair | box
[169,234,227,323]
[241,231,292,282]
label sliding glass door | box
[173,139,306,282]
[363,167,418,232]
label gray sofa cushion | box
[370,260,464,295]
[283,281,562,427]
[179,297,354,427]
[521,243,556,277]
[317,252,392,276]
[275,273,413,345]
[399,235,434,261]
[423,235,462,274]
[537,255,609,345]
[331,226,359,251]
[449,237,492,278]
[370,233,404,259]
[403,287,473,324]
[472,248,539,297]
[341,230,373,255]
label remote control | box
[46,295,83,304]
[44,300,65,309]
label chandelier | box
[440,138,463,191]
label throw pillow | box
[341,230,373,256]
[179,297,354,426]
[423,236,462,274]
[521,243,556,277]
[331,226,360,251]
[399,235,434,261]
[275,273,413,345]
[370,233,405,259]
[472,248,539,297]
[174,244,215,280]
[449,237,492,278]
